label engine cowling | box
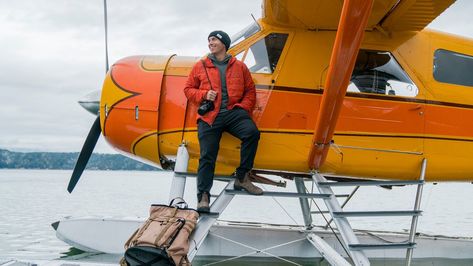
[100,55,199,168]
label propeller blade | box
[67,116,102,193]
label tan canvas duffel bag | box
[121,198,199,266]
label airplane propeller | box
[67,0,109,193]
[67,117,101,192]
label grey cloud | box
[0,0,470,154]
[0,0,260,153]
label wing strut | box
[308,0,374,170]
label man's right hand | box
[206,90,217,101]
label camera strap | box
[201,60,214,91]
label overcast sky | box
[1,0,472,154]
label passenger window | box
[433,49,473,87]
[348,50,418,97]
[244,33,289,74]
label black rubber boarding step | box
[332,210,422,218]
[175,171,286,187]
[198,212,220,218]
[349,242,416,251]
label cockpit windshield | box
[230,21,261,48]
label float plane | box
[53,0,473,265]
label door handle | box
[409,105,422,111]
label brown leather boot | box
[197,192,210,213]
[234,173,263,195]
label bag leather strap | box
[124,227,140,249]
[169,197,187,209]
[154,207,180,247]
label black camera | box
[198,100,214,115]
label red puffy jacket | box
[184,56,256,125]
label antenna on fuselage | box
[103,0,109,73]
[250,13,260,29]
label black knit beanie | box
[208,30,231,51]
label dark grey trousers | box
[197,108,260,201]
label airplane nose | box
[78,90,101,115]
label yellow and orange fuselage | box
[100,19,473,182]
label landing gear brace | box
[170,143,426,266]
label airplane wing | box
[262,0,456,32]
[262,0,455,170]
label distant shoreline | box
[0,149,158,171]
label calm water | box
[1,169,473,265]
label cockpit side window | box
[244,33,289,74]
[348,50,418,97]
[433,49,473,87]
[230,21,261,48]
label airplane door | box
[333,50,425,179]
[157,56,196,169]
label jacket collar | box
[203,55,235,68]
